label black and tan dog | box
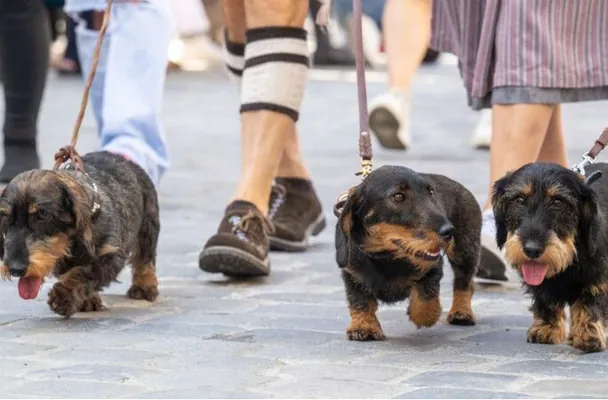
[335,165,481,340]
[0,151,160,318]
[492,162,608,353]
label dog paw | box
[447,310,476,326]
[408,297,442,328]
[127,285,158,302]
[47,283,82,318]
[346,325,386,341]
[571,324,606,353]
[527,322,566,345]
[80,294,107,312]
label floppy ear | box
[491,173,512,249]
[578,182,601,256]
[335,187,364,268]
[0,195,9,261]
[61,181,95,259]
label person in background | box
[0,0,50,183]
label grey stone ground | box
[1,60,608,399]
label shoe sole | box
[269,214,327,252]
[474,242,513,286]
[368,107,407,150]
[199,246,270,277]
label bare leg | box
[477,104,556,284]
[536,104,567,166]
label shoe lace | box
[268,184,287,221]
[229,211,273,242]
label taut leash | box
[571,128,608,183]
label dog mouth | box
[521,261,548,286]
[17,276,43,300]
[407,247,442,261]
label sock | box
[223,29,244,86]
[240,27,310,122]
[481,209,496,239]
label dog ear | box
[335,187,364,268]
[61,180,95,259]
[490,173,512,249]
[579,182,601,256]
[0,195,9,261]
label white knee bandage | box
[240,27,310,122]
[223,29,245,86]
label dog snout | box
[523,240,544,259]
[6,260,27,277]
[437,222,455,240]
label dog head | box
[491,162,600,286]
[0,170,95,300]
[337,165,455,271]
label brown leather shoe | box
[268,178,326,252]
[199,201,272,277]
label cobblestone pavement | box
[1,60,608,399]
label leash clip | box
[571,153,595,177]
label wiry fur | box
[0,151,160,318]
[492,162,608,353]
[335,165,481,341]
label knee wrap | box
[223,29,245,85]
[240,27,310,122]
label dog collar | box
[59,161,102,217]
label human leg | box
[73,1,172,187]
[367,0,432,150]
[0,0,49,183]
[477,104,556,283]
[199,0,311,276]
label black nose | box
[523,241,543,259]
[437,223,455,240]
[7,261,27,277]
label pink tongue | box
[521,261,548,286]
[17,277,42,300]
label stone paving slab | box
[0,62,607,398]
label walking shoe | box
[475,209,517,284]
[0,142,40,184]
[199,201,273,277]
[471,109,492,150]
[368,88,411,150]
[268,177,326,252]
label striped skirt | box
[430,0,608,110]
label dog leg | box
[570,300,606,353]
[80,292,106,312]
[127,202,160,302]
[408,268,442,328]
[343,271,385,341]
[446,234,478,326]
[48,253,125,318]
[527,299,566,345]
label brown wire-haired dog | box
[335,165,482,340]
[0,151,160,318]
[492,162,608,353]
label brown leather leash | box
[318,0,372,218]
[53,0,114,174]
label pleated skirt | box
[430,0,608,110]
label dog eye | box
[552,198,564,206]
[514,196,525,205]
[428,188,434,195]
[36,209,49,221]
[393,193,405,202]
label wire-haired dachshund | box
[0,151,160,318]
[492,162,608,353]
[335,165,482,340]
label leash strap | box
[53,0,114,174]
[320,0,371,217]
[571,128,608,176]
